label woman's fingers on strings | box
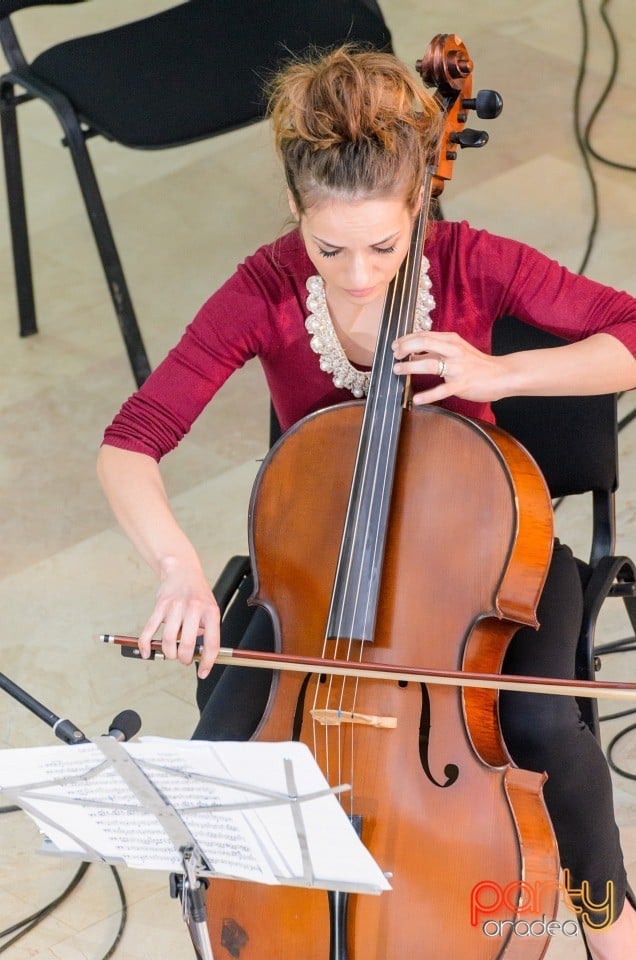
[392,332,462,381]
[391,332,508,404]
[412,384,455,405]
[393,352,450,379]
[392,330,459,359]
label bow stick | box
[101,634,636,702]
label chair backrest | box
[0,0,84,16]
[491,315,618,564]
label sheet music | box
[0,738,390,894]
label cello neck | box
[325,172,433,644]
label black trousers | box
[193,542,627,924]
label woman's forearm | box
[96,445,201,576]
[398,330,636,407]
[498,333,636,399]
[96,444,219,675]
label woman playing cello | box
[98,45,636,958]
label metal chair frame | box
[0,0,391,387]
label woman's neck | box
[325,287,385,367]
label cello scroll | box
[416,34,503,196]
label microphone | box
[56,709,141,745]
[106,709,142,742]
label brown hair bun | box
[268,45,442,212]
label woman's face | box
[294,194,415,307]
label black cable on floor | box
[573,1,636,265]
[600,707,636,723]
[596,646,636,726]
[102,866,128,960]
[0,862,91,953]
[0,861,127,960]
[567,5,636,783]
[583,1,636,173]
[607,722,636,781]
[618,405,636,433]
[574,0,600,276]
[591,643,636,781]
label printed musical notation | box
[0,737,390,894]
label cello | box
[204,34,560,960]
[112,35,563,960]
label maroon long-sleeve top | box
[102,220,636,460]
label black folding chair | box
[0,0,392,386]
[492,315,636,740]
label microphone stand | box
[0,670,213,960]
[0,670,89,744]
[0,670,141,744]
[0,669,142,953]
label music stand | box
[0,736,390,959]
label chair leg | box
[55,100,151,387]
[0,79,37,337]
[576,606,601,741]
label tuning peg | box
[449,129,489,149]
[461,89,503,119]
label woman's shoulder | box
[427,217,516,252]
[189,227,313,356]
[425,218,550,282]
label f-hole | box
[418,683,459,788]
[292,673,313,741]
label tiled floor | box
[1,1,636,957]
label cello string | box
[358,174,433,648]
[331,190,430,790]
[345,186,429,663]
[356,193,429,645]
[348,239,415,682]
[343,210,419,654]
[310,244,406,792]
[319,215,414,659]
[310,269,401,766]
[311,172,431,801]
[337,264,407,712]
[339,227,420,803]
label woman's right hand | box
[97,446,221,678]
[138,556,220,679]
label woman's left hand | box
[392,330,509,404]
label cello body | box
[206,402,559,960]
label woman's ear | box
[287,189,300,222]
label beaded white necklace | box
[304,256,435,398]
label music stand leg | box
[170,848,214,960]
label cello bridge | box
[310,708,397,729]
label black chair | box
[492,314,636,740]
[0,0,392,386]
